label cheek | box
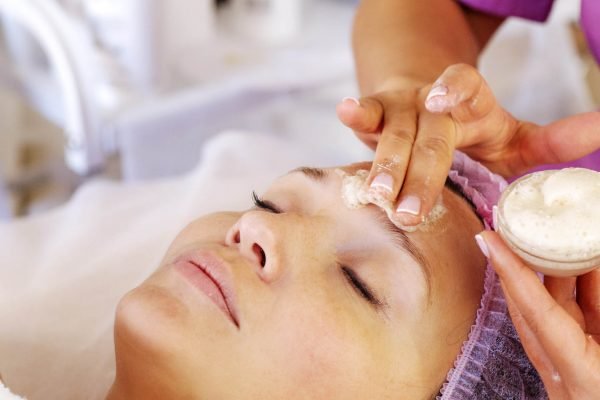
[251,291,392,398]
[114,269,231,360]
[114,281,239,399]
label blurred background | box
[0,0,598,219]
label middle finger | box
[394,111,456,226]
[577,269,600,342]
[545,276,585,328]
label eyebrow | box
[292,166,432,297]
[291,166,327,181]
[376,214,432,299]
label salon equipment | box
[227,0,302,44]
[0,0,215,176]
[0,0,103,175]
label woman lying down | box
[0,152,545,399]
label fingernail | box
[369,173,394,194]
[342,97,360,107]
[426,84,448,102]
[492,205,499,230]
[426,97,449,113]
[396,195,421,216]
[475,234,490,258]
[425,85,450,112]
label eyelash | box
[252,192,381,308]
[252,191,280,213]
[341,266,382,307]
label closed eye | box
[341,266,383,308]
[252,191,281,214]
[253,191,385,310]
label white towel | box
[0,381,25,400]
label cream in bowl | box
[495,168,600,277]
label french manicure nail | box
[396,195,421,216]
[492,205,499,230]
[425,85,450,112]
[426,97,449,113]
[370,173,394,194]
[342,97,361,107]
[475,234,490,258]
[426,84,448,102]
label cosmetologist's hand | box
[477,231,600,399]
[337,63,600,227]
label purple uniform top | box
[459,0,600,172]
[459,0,600,65]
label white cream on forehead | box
[337,169,446,232]
[502,168,600,260]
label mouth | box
[173,251,240,328]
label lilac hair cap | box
[438,152,547,399]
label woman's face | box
[111,163,486,400]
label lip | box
[173,250,240,328]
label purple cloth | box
[459,0,554,21]
[458,0,600,65]
[517,150,600,179]
[458,0,600,173]
[581,0,600,65]
[439,152,547,399]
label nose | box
[225,211,282,282]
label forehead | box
[333,162,374,176]
[277,163,471,214]
[288,163,480,234]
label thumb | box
[520,112,600,165]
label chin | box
[114,283,193,357]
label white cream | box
[338,169,446,232]
[501,168,600,261]
[339,169,371,209]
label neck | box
[105,383,127,400]
[107,333,178,400]
[105,371,176,400]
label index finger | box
[336,96,385,134]
[425,63,497,123]
[479,231,600,374]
